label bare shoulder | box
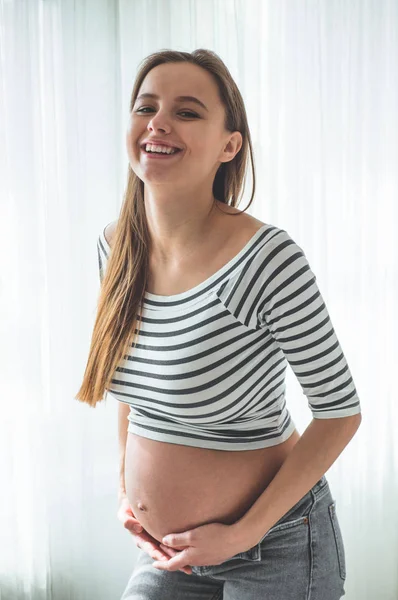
[215,203,266,239]
[215,200,265,229]
[103,220,118,248]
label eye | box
[135,107,199,118]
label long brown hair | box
[75,48,256,407]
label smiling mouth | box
[141,147,183,158]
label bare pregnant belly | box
[124,429,301,544]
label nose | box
[147,113,171,135]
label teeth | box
[144,143,178,154]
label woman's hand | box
[117,493,193,575]
[153,522,243,571]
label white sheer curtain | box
[0,0,396,598]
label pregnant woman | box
[76,49,362,599]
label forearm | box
[118,402,130,499]
[231,413,362,549]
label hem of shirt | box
[125,419,297,451]
[311,405,362,419]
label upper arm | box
[256,230,361,419]
[104,220,118,248]
[98,220,117,284]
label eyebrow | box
[135,93,209,112]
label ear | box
[220,131,243,163]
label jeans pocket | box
[328,501,346,580]
[259,514,309,543]
[232,515,309,563]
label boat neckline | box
[100,223,269,303]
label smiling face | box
[126,62,242,189]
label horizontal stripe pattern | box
[96,223,361,450]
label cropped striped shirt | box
[97,222,361,451]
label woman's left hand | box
[152,522,246,571]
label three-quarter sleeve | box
[257,229,361,419]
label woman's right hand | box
[117,493,192,575]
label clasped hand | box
[152,521,248,572]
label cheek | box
[126,128,140,157]
[196,135,218,156]
[195,142,219,165]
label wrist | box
[229,518,263,553]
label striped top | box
[97,222,361,451]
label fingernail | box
[132,525,142,533]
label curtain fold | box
[0,0,396,598]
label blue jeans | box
[120,475,346,599]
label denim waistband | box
[310,474,328,498]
